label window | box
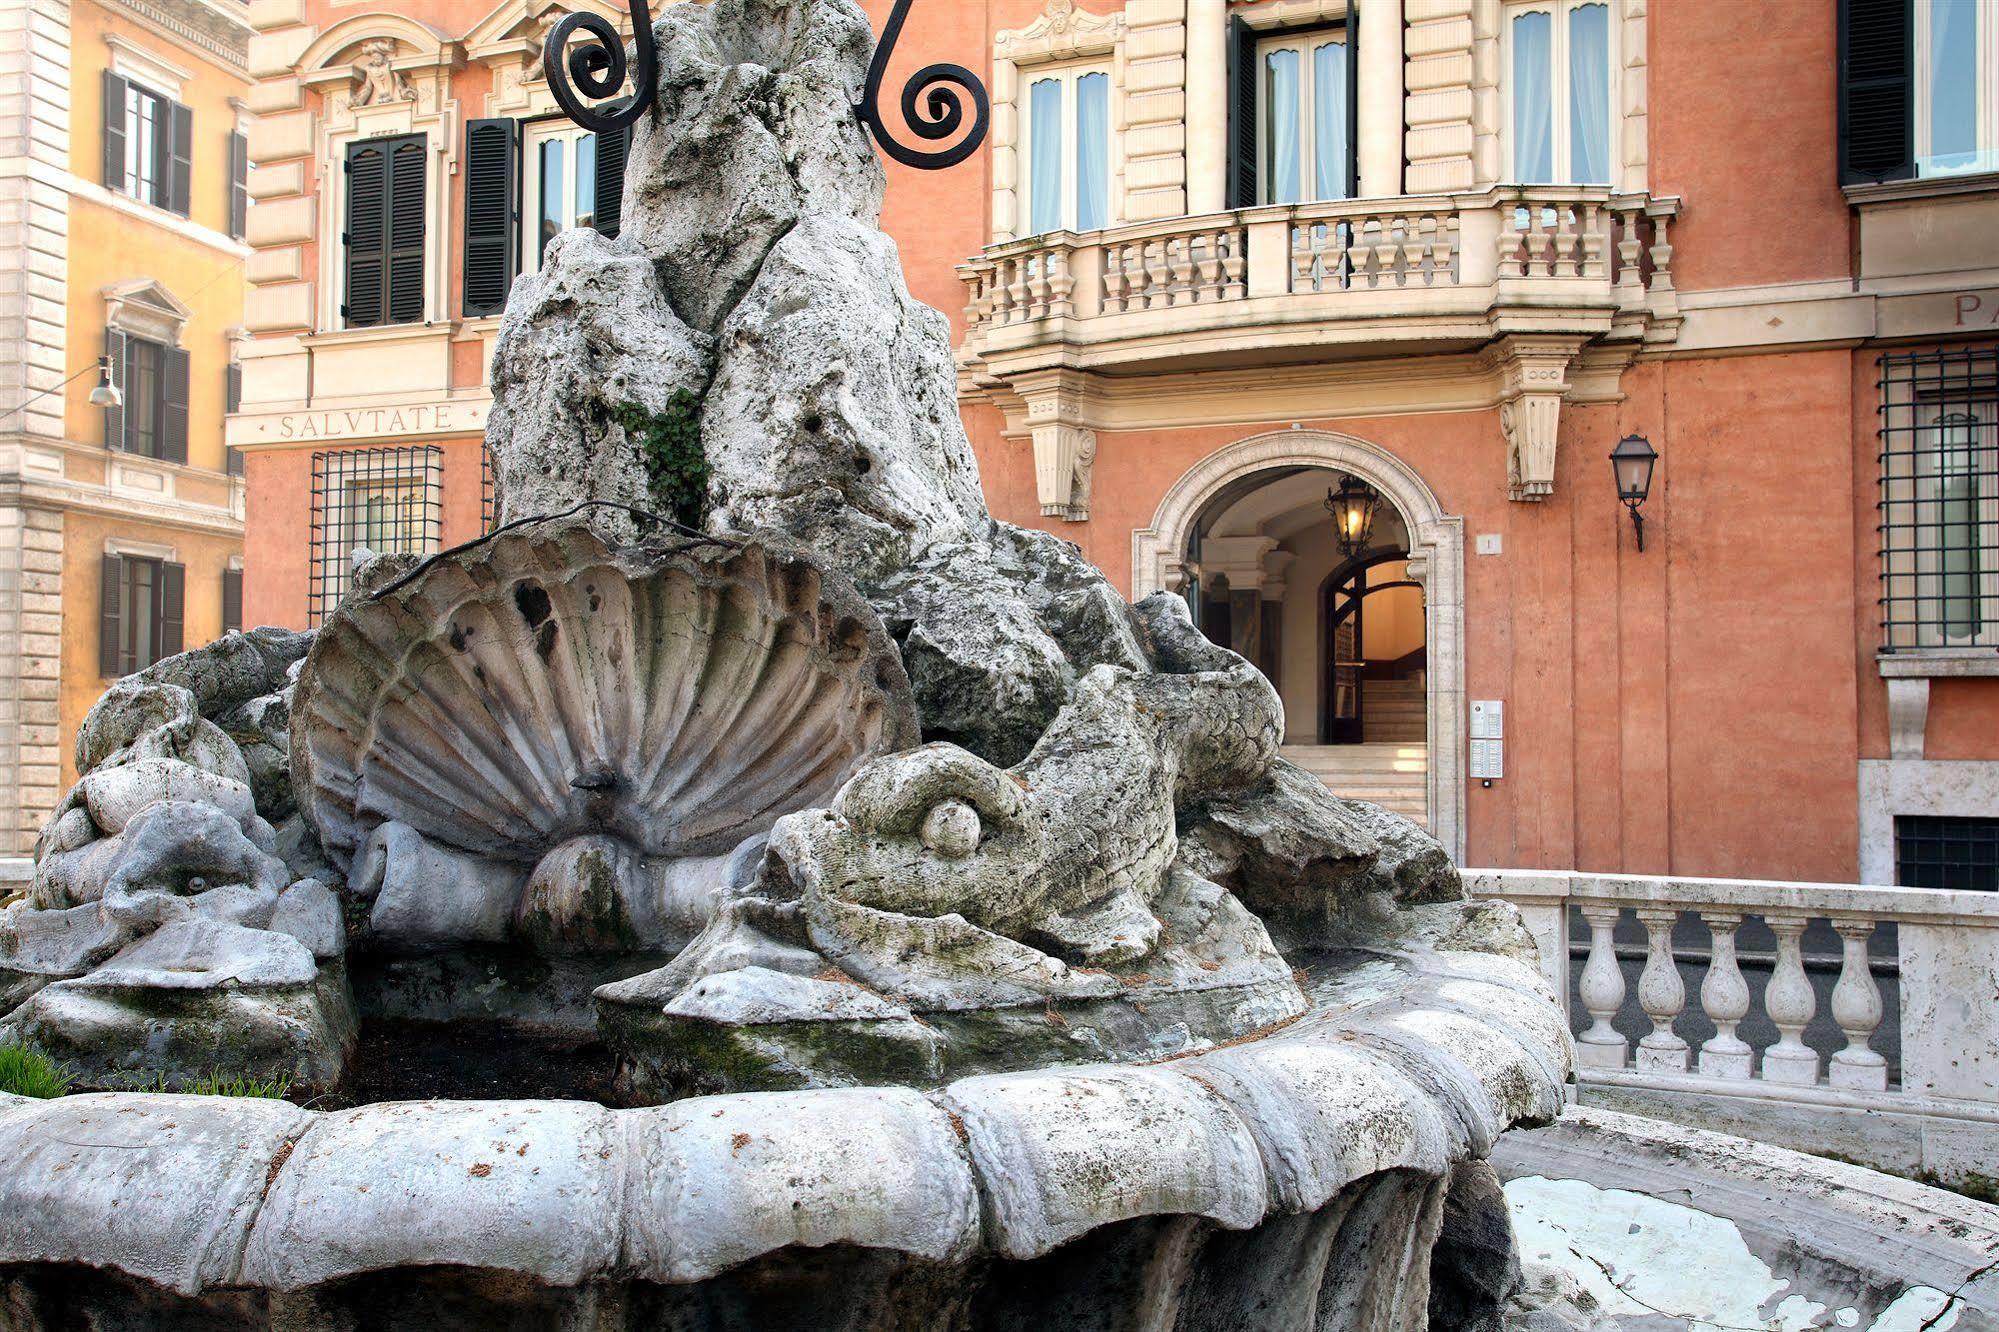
[1257,29,1353,205]
[222,566,243,636]
[226,362,245,477]
[1916,0,1996,176]
[1897,815,1999,891]
[103,329,189,463]
[101,72,191,215]
[462,117,631,319]
[1842,0,1999,184]
[343,134,427,328]
[309,446,443,625]
[98,553,184,677]
[228,129,249,240]
[1505,1,1614,185]
[1878,347,1999,650]
[1023,65,1111,235]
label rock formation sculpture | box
[0,2,1570,1325]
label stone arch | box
[1133,429,1467,859]
[297,14,452,75]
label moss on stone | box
[612,390,708,529]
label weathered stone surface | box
[0,1095,311,1295]
[624,1087,980,1281]
[1429,1161,1523,1332]
[945,1065,1268,1260]
[271,879,344,960]
[485,229,712,535]
[123,627,312,719]
[244,1101,623,1291]
[79,758,256,838]
[71,919,317,991]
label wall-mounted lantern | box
[1610,434,1657,551]
[1325,474,1382,558]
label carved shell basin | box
[292,524,920,872]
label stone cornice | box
[109,0,252,71]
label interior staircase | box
[1281,680,1429,826]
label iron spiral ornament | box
[542,0,656,135]
[541,0,988,171]
[857,0,991,170]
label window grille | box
[1896,815,1999,893]
[309,446,443,626]
[1877,346,1999,651]
[481,443,497,534]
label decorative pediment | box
[464,0,627,64]
[297,14,452,76]
[996,0,1126,65]
[102,278,194,345]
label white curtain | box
[1927,0,1980,174]
[1030,77,1064,234]
[1265,47,1301,205]
[1075,72,1110,231]
[1314,39,1350,200]
[1568,4,1611,184]
[1511,11,1554,183]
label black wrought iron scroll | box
[541,0,989,170]
[542,0,656,134]
[857,0,990,170]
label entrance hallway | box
[1282,741,1429,827]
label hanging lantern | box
[1325,475,1382,558]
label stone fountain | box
[0,3,1569,1326]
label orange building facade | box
[229,0,1999,887]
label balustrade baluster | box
[1634,908,1690,1072]
[1168,237,1196,304]
[1760,913,1821,1085]
[1195,232,1223,302]
[1828,916,1889,1091]
[1047,247,1074,318]
[1374,217,1401,288]
[1026,254,1052,318]
[1696,911,1754,1079]
[1615,207,1646,310]
[1525,209,1553,278]
[1435,218,1458,285]
[1497,219,1524,280]
[1580,203,1607,279]
[1552,209,1580,279]
[1576,905,1629,1068]
[1005,257,1029,322]
[1292,226,1318,293]
[1143,240,1170,309]
[1647,212,1675,293]
[1221,230,1246,298]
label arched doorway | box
[1133,431,1465,858]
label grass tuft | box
[0,1044,73,1099]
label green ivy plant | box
[611,389,709,530]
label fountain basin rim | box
[0,934,1568,1298]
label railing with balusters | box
[958,188,1679,341]
[1472,869,1999,1173]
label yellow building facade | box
[0,0,252,865]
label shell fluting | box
[292,526,919,870]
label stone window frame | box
[991,0,1130,244]
[298,14,457,335]
[1131,428,1469,861]
[1472,0,1647,195]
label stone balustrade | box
[958,187,1679,347]
[1472,868,1999,1182]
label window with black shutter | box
[99,553,183,677]
[1840,0,1915,184]
[463,118,519,318]
[1227,17,1261,210]
[106,333,188,462]
[344,134,427,328]
[228,129,249,239]
[518,119,632,280]
[223,567,243,636]
[103,72,192,213]
[595,121,630,240]
[226,362,245,477]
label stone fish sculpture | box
[0,2,1569,1326]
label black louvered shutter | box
[102,72,129,190]
[228,130,249,239]
[387,138,428,324]
[1840,0,1914,184]
[1226,17,1259,209]
[104,328,127,449]
[159,562,185,659]
[160,346,189,464]
[595,121,630,239]
[344,139,388,326]
[463,118,519,317]
[222,567,242,635]
[1345,11,1361,198]
[165,101,193,215]
[100,555,125,677]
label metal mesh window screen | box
[309,446,443,626]
[1878,347,1999,651]
[1896,816,1999,892]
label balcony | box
[959,187,1681,374]
[956,188,1681,514]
